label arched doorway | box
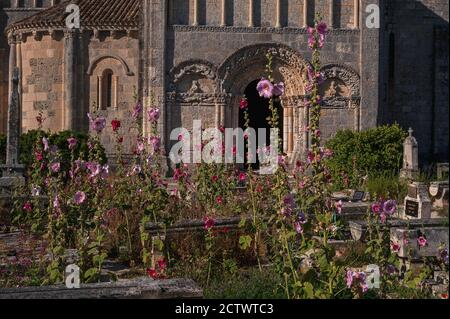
[239,79,283,169]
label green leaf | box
[239,235,253,250]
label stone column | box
[303,0,308,27]
[7,34,16,103]
[5,68,20,166]
[275,0,282,28]
[63,29,77,131]
[221,0,227,26]
[113,75,119,110]
[97,75,103,109]
[248,0,254,27]
[193,0,199,26]
[354,0,360,29]
[329,0,334,28]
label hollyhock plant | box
[74,191,86,205]
[256,78,274,99]
[149,136,161,152]
[132,102,143,120]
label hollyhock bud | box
[23,201,33,213]
[42,137,49,152]
[132,102,143,120]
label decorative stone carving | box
[320,64,361,109]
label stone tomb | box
[402,182,432,220]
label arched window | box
[98,69,117,110]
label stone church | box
[0,0,448,164]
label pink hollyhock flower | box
[149,136,161,151]
[335,200,343,214]
[42,137,49,152]
[23,201,33,213]
[53,195,60,209]
[273,82,285,96]
[67,137,77,150]
[239,98,249,110]
[147,107,160,122]
[346,270,354,288]
[307,151,316,164]
[256,78,274,99]
[383,200,397,215]
[204,216,215,230]
[238,172,247,182]
[417,236,427,248]
[86,162,101,178]
[132,102,143,120]
[111,119,121,132]
[74,191,86,205]
[50,162,61,173]
[137,141,145,153]
[87,113,106,133]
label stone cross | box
[400,128,419,180]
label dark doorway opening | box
[239,79,283,170]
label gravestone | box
[400,128,419,180]
[0,67,24,194]
[437,163,449,180]
[429,181,449,209]
[402,182,431,220]
[351,190,366,202]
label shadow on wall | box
[381,1,449,165]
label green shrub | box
[18,130,106,171]
[365,174,408,202]
[325,124,407,190]
[0,134,5,163]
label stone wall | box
[87,33,139,155]
[381,0,449,163]
[20,34,64,132]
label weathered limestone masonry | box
[0,1,448,164]
[143,0,368,166]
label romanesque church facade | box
[0,0,448,164]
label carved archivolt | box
[320,64,361,108]
[219,43,311,96]
[87,54,133,76]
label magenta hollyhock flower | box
[417,236,427,248]
[157,259,167,271]
[67,137,77,150]
[371,202,382,214]
[383,200,397,215]
[35,151,43,162]
[238,172,247,182]
[42,137,49,152]
[239,98,249,109]
[147,107,160,122]
[74,191,86,205]
[317,22,328,35]
[216,196,223,205]
[204,216,215,230]
[273,82,285,96]
[111,119,121,132]
[391,241,401,252]
[256,78,274,99]
[211,175,219,182]
[132,102,143,120]
[50,162,61,173]
[23,201,33,213]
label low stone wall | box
[0,277,203,299]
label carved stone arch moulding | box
[218,43,312,96]
[87,54,134,76]
[168,59,220,92]
[320,64,361,108]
